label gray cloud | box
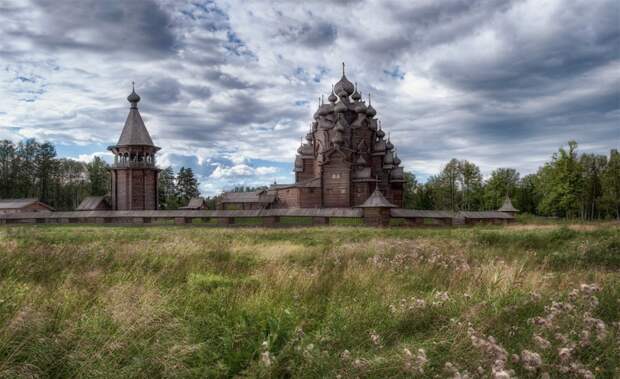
[278,21,338,47]
[0,0,617,195]
[11,0,177,58]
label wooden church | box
[107,86,160,210]
[221,64,405,209]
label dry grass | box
[0,223,618,378]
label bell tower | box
[108,85,160,210]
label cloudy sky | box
[0,0,618,195]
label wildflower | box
[579,283,601,295]
[578,368,594,379]
[558,347,572,363]
[260,351,272,367]
[579,330,591,347]
[369,330,382,347]
[433,291,450,304]
[554,333,568,344]
[492,370,511,379]
[534,334,551,349]
[402,347,427,373]
[403,348,412,358]
[294,326,305,338]
[444,362,458,375]
[415,349,428,371]
[520,350,542,372]
[352,358,367,370]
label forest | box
[0,138,618,219]
[404,141,619,220]
[0,139,200,211]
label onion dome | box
[328,85,338,103]
[390,167,404,181]
[365,93,376,117]
[386,138,394,150]
[374,139,386,153]
[352,82,361,101]
[334,62,355,97]
[376,126,385,139]
[334,100,347,113]
[394,153,401,166]
[127,82,141,108]
[384,150,394,165]
[306,131,313,141]
[354,100,367,113]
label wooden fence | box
[0,208,515,227]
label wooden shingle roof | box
[179,197,206,209]
[220,191,276,204]
[356,189,396,208]
[0,198,53,211]
[76,196,110,211]
[498,196,519,213]
[458,211,514,219]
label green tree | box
[0,140,16,198]
[515,174,539,214]
[86,156,110,196]
[412,181,435,210]
[602,149,620,219]
[579,153,606,220]
[459,160,483,211]
[403,171,417,208]
[176,167,200,205]
[537,141,584,217]
[15,139,39,198]
[438,159,461,211]
[484,168,520,210]
[34,142,57,204]
[158,166,179,209]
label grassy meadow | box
[0,223,618,378]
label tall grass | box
[0,224,618,378]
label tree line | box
[0,139,110,210]
[0,138,203,211]
[157,166,203,209]
[404,141,619,219]
[1,138,618,218]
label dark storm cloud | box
[204,70,255,90]
[357,0,517,59]
[278,21,338,47]
[140,78,182,104]
[18,0,176,57]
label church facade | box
[107,87,160,210]
[269,65,404,208]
